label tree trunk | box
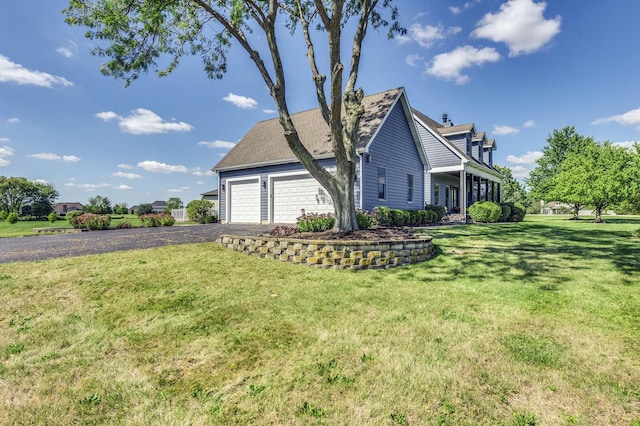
[594,205,604,223]
[571,203,581,220]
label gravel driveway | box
[0,224,273,264]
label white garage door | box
[272,174,334,223]
[229,179,260,223]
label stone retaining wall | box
[215,234,434,270]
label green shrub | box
[498,203,512,222]
[424,204,447,222]
[6,212,19,224]
[66,210,83,224]
[48,212,58,223]
[297,212,334,232]
[511,203,526,222]
[69,213,111,230]
[138,213,175,227]
[136,204,153,216]
[373,206,393,226]
[356,209,375,230]
[0,211,7,221]
[389,209,410,226]
[468,201,501,223]
[187,200,216,224]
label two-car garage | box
[225,173,334,224]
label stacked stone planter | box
[215,234,434,270]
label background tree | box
[0,176,59,217]
[84,195,113,214]
[166,197,183,212]
[136,203,153,216]
[493,165,529,206]
[527,126,594,219]
[113,202,129,215]
[65,0,403,231]
[29,182,59,219]
[552,141,637,223]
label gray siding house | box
[212,87,426,224]
[412,109,502,218]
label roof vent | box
[442,113,448,124]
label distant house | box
[201,189,219,213]
[212,86,502,224]
[53,202,84,216]
[151,201,167,214]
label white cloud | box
[450,6,462,14]
[191,167,215,177]
[523,120,536,128]
[195,180,205,185]
[117,163,134,170]
[96,108,192,134]
[405,54,424,67]
[198,140,236,150]
[137,160,188,173]
[592,108,640,130]
[472,0,561,57]
[168,186,189,193]
[492,124,520,136]
[28,153,81,162]
[0,137,11,143]
[56,47,72,58]
[223,93,258,109]
[115,185,132,190]
[0,54,73,87]
[7,117,20,124]
[65,182,110,190]
[399,22,462,48]
[263,109,277,114]
[0,145,14,167]
[506,151,543,164]
[510,165,531,178]
[426,45,501,84]
[612,141,639,150]
[112,171,142,179]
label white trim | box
[225,175,261,223]
[430,165,465,173]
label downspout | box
[357,153,364,210]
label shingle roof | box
[213,88,404,171]
[438,123,475,135]
[484,139,496,149]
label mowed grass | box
[0,216,638,425]
[0,215,143,238]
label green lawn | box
[0,216,638,425]
[0,215,143,237]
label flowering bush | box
[139,213,175,227]
[69,213,111,230]
[296,212,335,232]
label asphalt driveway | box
[0,224,273,264]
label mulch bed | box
[267,227,424,241]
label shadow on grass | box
[410,220,639,284]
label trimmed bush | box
[390,209,410,227]
[374,207,436,227]
[468,201,501,223]
[297,212,334,232]
[69,213,111,230]
[511,203,526,222]
[356,209,376,230]
[0,211,7,221]
[6,212,19,224]
[498,203,512,222]
[373,206,393,227]
[66,210,83,224]
[187,200,216,224]
[140,213,175,227]
[424,204,447,222]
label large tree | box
[527,126,594,219]
[553,141,639,223]
[0,176,59,216]
[84,195,113,214]
[65,0,403,231]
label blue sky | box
[1,0,639,206]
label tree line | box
[496,126,640,222]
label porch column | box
[476,175,482,203]
[460,170,467,218]
[497,182,502,202]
